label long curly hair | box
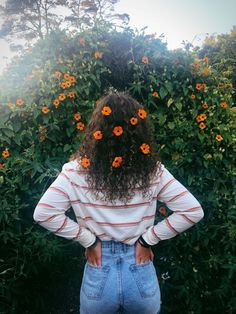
[70,91,161,203]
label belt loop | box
[111,241,115,254]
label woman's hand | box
[85,241,102,267]
[135,241,154,264]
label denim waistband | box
[100,240,135,254]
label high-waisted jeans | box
[80,240,161,314]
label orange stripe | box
[72,227,82,240]
[157,178,175,197]
[71,199,153,209]
[175,206,202,213]
[165,218,178,234]
[49,186,68,197]
[76,215,155,227]
[38,214,59,223]
[151,227,161,241]
[37,202,55,208]
[168,191,188,202]
[55,217,68,233]
[181,214,195,224]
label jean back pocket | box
[82,263,110,300]
[129,260,159,298]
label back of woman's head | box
[71,91,161,203]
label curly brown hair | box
[70,92,161,203]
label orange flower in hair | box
[140,143,150,154]
[81,157,90,168]
[138,108,147,119]
[101,106,112,116]
[113,126,123,136]
[130,117,138,125]
[93,130,103,140]
[112,156,122,168]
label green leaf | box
[167,98,174,107]
[167,122,175,130]
[159,86,168,99]
[63,144,71,152]
[176,102,182,111]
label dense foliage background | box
[0,17,235,314]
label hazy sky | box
[0,0,235,73]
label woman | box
[33,92,204,314]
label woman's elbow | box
[196,206,204,222]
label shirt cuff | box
[141,226,161,246]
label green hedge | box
[0,21,235,313]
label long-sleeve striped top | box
[33,159,204,248]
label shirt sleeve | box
[33,164,96,248]
[141,164,204,246]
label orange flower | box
[113,126,123,136]
[81,157,90,168]
[2,149,10,158]
[220,101,227,108]
[76,122,85,130]
[16,98,25,106]
[64,73,71,80]
[203,56,209,63]
[142,56,149,64]
[216,134,223,142]
[130,117,138,125]
[68,91,75,98]
[58,93,66,101]
[101,106,112,116]
[140,143,150,154]
[79,37,86,46]
[41,106,50,114]
[68,76,76,83]
[0,163,4,169]
[195,115,202,123]
[74,113,81,121]
[198,122,206,129]
[54,71,62,78]
[53,99,60,108]
[202,103,208,109]
[93,130,103,140]
[60,82,67,89]
[152,91,159,97]
[138,108,147,119]
[196,83,203,90]
[112,156,122,168]
[94,51,103,59]
[65,81,71,88]
[199,113,207,121]
[191,94,196,99]
[159,206,167,215]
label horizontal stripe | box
[165,218,179,234]
[174,206,202,213]
[157,178,175,197]
[71,228,82,240]
[152,227,161,241]
[71,199,154,209]
[167,190,188,202]
[55,217,68,233]
[181,214,195,224]
[37,202,55,209]
[49,186,68,197]
[76,215,155,227]
[37,214,59,223]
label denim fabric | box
[80,240,161,314]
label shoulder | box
[61,158,87,175]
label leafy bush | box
[0,21,235,313]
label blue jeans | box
[80,240,161,314]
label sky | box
[0,0,235,74]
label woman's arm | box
[141,165,204,246]
[33,164,97,248]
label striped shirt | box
[33,160,204,248]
